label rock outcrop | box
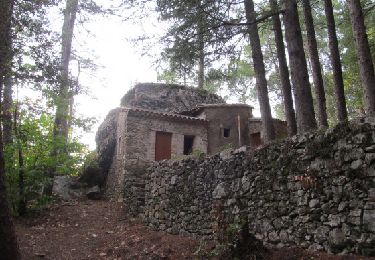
[120,83,224,113]
[96,108,121,175]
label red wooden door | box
[155,132,172,161]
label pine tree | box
[324,0,348,121]
[244,0,275,142]
[346,0,375,116]
[283,0,317,133]
[302,0,328,128]
[0,0,21,258]
[269,0,297,136]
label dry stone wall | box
[144,118,375,255]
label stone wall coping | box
[120,107,209,124]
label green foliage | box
[5,98,91,215]
[170,149,206,161]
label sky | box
[68,1,262,150]
[73,6,160,149]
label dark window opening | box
[184,135,195,155]
[223,128,230,138]
[251,132,262,148]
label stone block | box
[350,159,363,170]
[212,183,227,199]
[363,209,375,232]
[329,228,345,246]
[309,199,320,208]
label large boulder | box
[96,108,120,174]
[120,83,225,113]
[52,176,83,200]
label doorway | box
[155,131,172,161]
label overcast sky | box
[73,4,160,149]
[69,1,262,150]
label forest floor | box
[15,199,373,260]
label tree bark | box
[0,0,21,258]
[270,0,297,136]
[197,1,205,89]
[346,0,375,116]
[302,0,328,128]
[324,0,348,121]
[3,74,13,145]
[283,0,317,133]
[14,102,26,216]
[54,0,79,153]
[244,0,275,142]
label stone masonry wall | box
[118,113,208,215]
[144,118,375,255]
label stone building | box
[96,83,287,197]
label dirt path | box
[16,200,202,260]
[15,200,373,260]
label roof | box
[121,107,209,124]
[179,103,253,116]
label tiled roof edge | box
[120,107,209,123]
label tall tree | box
[244,0,275,142]
[0,0,21,258]
[1,0,14,146]
[155,0,242,89]
[302,0,328,128]
[197,0,205,89]
[269,0,297,136]
[2,76,13,145]
[324,0,348,121]
[346,0,375,116]
[283,0,317,133]
[53,0,79,155]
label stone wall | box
[200,106,252,154]
[144,118,375,255]
[248,118,288,142]
[106,109,208,214]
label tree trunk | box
[346,0,375,116]
[283,0,317,133]
[244,0,275,142]
[53,0,79,154]
[14,102,26,216]
[270,0,297,136]
[0,146,20,260]
[0,0,21,258]
[197,43,204,89]
[3,74,13,145]
[1,0,14,146]
[197,1,205,89]
[324,0,348,121]
[302,0,328,128]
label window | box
[184,135,195,155]
[223,128,230,138]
